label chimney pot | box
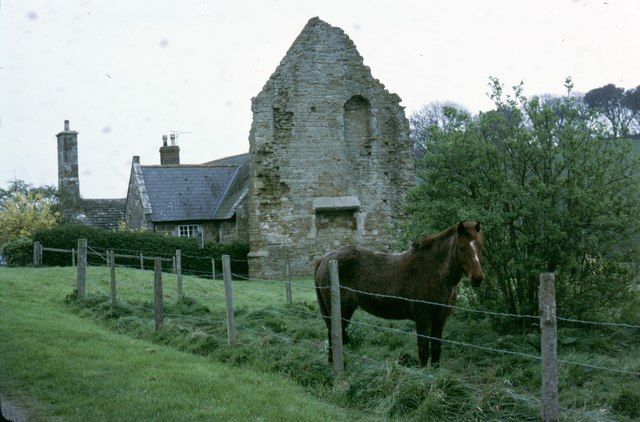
[170,133,176,145]
[162,134,168,146]
[64,120,70,131]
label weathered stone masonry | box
[248,18,415,278]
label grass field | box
[1,265,639,421]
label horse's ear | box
[475,222,481,232]
[457,221,466,235]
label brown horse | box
[314,221,484,367]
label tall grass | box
[2,265,640,421]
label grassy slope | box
[0,267,366,421]
[2,266,639,421]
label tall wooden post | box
[76,239,87,298]
[72,248,76,267]
[140,253,144,270]
[329,259,344,374]
[211,258,216,280]
[222,255,236,345]
[539,273,558,422]
[285,258,292,305]
[175,249,184,302]
[109,251,116,305]
[154,258,164,330]
[33,241,40,266]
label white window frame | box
[177,224,201,238]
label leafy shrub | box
[1,237,34,266]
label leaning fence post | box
[329,259,344,374]
[76,239,87,298]
[154,257,164,330]
[109,251,116,305]
[285,257,292,305]
[176,249,184,302]
[539,272,558,422]
[222,255,236,345]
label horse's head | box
[455,221,485,287]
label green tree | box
[0,180,60,245]
[405,78,640,318]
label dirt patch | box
[1,395,29,422]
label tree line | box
[405,78,640,319]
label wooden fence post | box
[76,239,87,298]
[72,248,76,267]
[176,249,184,302]
[109,251,116,305]
[539,272,558,422]
[222,255,236,345]
[211,258,216,280]
[285,258,292,305]
[140,253,144,270]
[154,257,164,330]
[329,259,344,374]
[33,241,40,266]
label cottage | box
[124,138,249,243]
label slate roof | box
[75,198,126,230]
[140,164,242,223]
[206,154,250,219]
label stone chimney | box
[159,134,180,165]
[56,119,80,203]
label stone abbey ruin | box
[247,17,415,278]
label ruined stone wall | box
[248,18,415,279]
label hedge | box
[1,237,34,267]
[2,225,249,277]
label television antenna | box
[169,130,192,141]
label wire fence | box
[35,240,640,421]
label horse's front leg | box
[429,318,447,367]
[415,317,432,366]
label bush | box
[1,237,34,266]
[27,225,249,277]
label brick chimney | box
[56,120,80,204]
[159,134,180,165]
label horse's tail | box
[314,256,331,325]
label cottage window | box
[178,224,200,238]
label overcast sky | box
[1,0,639,199]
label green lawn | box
[0,266,367,421]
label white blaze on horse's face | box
[459,237,484,287]
[470,241,480,265]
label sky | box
[1,0,639,199]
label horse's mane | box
[411,224,458,250]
